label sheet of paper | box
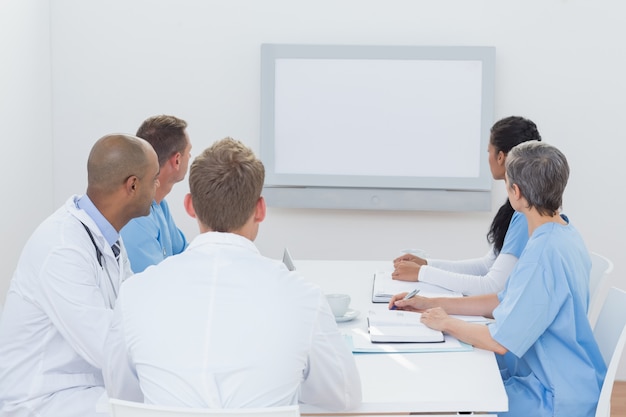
[372,271,463,302]
[368,310,444,343]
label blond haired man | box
[104,137,361,410]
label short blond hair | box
[189,137,264,232]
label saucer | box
[335,309,360,322]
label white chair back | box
[593,287,626,417]
[588,252,614,328]
[109,399,300,417]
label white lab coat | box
[0,195,132,417]
[104,232,362,411]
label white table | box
[295,260,508,416]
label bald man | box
[0,134,159,417]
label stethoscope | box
[81,222,118,304]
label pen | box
[391,288,420,310]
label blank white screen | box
[274,59,483,181]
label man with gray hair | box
[104,137,362,411]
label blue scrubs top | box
[500,211,528,258]
[489,217,606,417]
[121,199,188,273]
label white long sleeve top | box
[418,211,529,295]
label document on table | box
[347,327,472,353]
[368,310,444,343]
[372,270,463,303]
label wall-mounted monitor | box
[260,44,495,211]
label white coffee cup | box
[326,293,351,317]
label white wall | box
[0,0,54,302]
[2,0,625,376]
[47,0,626,265]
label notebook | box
[282,248,296,271]
[371,271,463,303]
[367,310,444,343]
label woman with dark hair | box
[392,116,542,295]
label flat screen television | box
[260,44,495,211]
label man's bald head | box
[87,134,156,194]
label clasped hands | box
[391,253,427,282]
